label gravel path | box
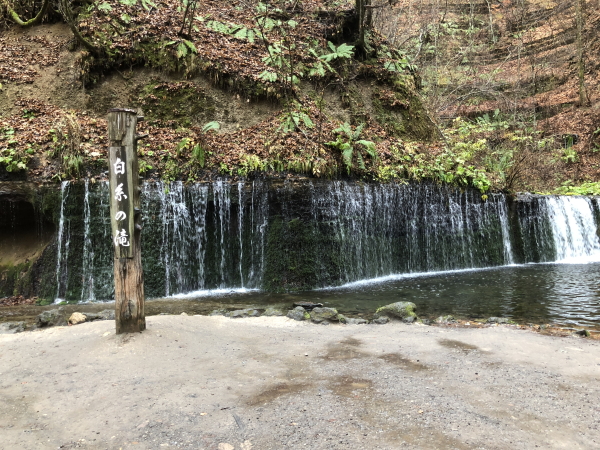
[1,316,598,449]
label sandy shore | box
[1,316,599,449]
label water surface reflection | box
[171,263,600,327]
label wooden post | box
[107,108,145,334]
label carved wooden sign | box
[109,145,135,258]
[107,108,145,334]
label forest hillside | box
[1,0,599,194]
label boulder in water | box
[292,301,323,310]
[435,315,457,324]
[228,309,260,318]
[37,307,67,328]
[372,316,389,325]
[262,307,284,317]
[287,306,310,321]
[374,302,417,323]
[309,307,339,323]
[85,309,115,321]
[343,317,368,325]
[487,317,511,324]
[0,321,26,333]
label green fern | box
[176,42,188,58]
[183,40,197,53]
[321,42,354,62]
[206,20,232,34]
[201,121,220,133]
[259,71,278,82]
[326,123,377,174]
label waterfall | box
[80,179,95,301]
[498,198,514,265]
[238,182,245,287]
[546,196,600,262]
[309,182,511,283]
[48,181,600,302]
[516,195,600,263]
[54,181,70,302]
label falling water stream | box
[45,180,600,326]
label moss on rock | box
[309,306,339,323]
[375,301,418,322]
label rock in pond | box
[292,301,323,310]
[68,312,87,325]
[372,317,389,325]
[37,308,67,328]
[85,309,115,321]
[374,302,417,323]
[209,309,228,316]
[309,307,339,324]
[0,321,26,334]
[341,316,368,325]
[487,317,511,324]
[435,315,456,324]
[262,307,284,317]
[228,309,261,318]
[287,306,310,321]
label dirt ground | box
[0,316,598,450]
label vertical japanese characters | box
[113,157,130,248]
[108,144,136,259]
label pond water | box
[2,262,599,329]
[159,262,600,328]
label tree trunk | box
[107,109,145,334]
[58,0,100,56]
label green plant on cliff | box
[277,104,314,134]
[554,180,600,196]
[0,148,28,172]
[237,154,266,176]
[326,123,377,174]
[0,126,29,172]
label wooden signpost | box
[107,108,146,334]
